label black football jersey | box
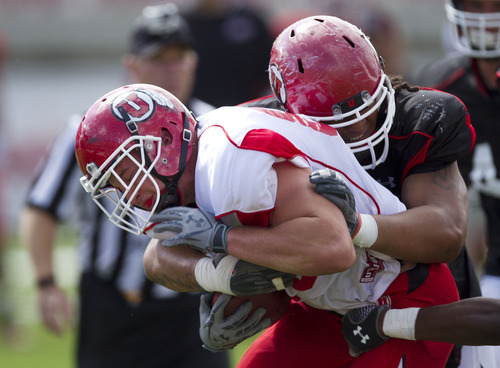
[418,54,500,186]
[365,88,474,198]
[418,53,500,277]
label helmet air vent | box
[297,58,304,73]
[343,36,355,48]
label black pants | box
[77,273,230,368]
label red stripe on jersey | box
[239,128,305,159]
[215,208,274,227]
[389,87,476,178]
[390,131,433,181]
[238,129,382,214]
[465,112,476,154]
[236,209,274,227]
[203,125,383,215]
[427,68,466,92]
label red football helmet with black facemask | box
[269,15,395,169]
[75,83,196,235]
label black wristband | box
[37,275,55,289]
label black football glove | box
[310,169,360,236]
[341,304,389,357]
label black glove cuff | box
[211,224,232,253]
[341,304,389,357]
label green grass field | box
[0,324,254,367]
[0,231,254,367]
[0,324,75,367]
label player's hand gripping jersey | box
[194,106,406,314]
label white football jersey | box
[195,106,407,314]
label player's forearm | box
[415,298,500,345]
[372,164,468,263]
[371,205,466,263]
[226,218,356,276]
[143,239,204,292]
[237,161,355,275]
[19,207,57,281]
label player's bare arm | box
[414,297,500,345]
[371,162,468,263]
[21,207,75,334]
[144,230,297,296]
[226,161,356,276]
[143,239,204,292]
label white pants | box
[458,275,500,368]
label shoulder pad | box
[239,95,283,110]
[416,53,471,89]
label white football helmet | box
[446,0,500,58]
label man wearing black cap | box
[124,2,213,116]
[20,3,228,368]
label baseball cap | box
[129,3,196,57]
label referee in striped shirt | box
[19,4,229,368]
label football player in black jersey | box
[417,0,500,365]
[242,15,484,366]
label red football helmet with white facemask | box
[75,83,196,235]
[269,15,395,169]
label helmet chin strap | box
[157,184,181,210]
[117,106,193,212]
[154,108,193,211]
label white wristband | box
[382,307,420,340]
[352,214,378,248]
[194,256,238,295]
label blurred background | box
[0,0,449,365]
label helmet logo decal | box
[332,90,371,116]
[111,88,177,124]
[269,64,287,107]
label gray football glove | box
[148,207,232,253]
[199,292,271,352]
[225,256,295,296]
[310,168,360,236]
[341,304,389,357]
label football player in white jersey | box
[75,83,460,367]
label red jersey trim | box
[200,124,383,215]
[239,129,382,214]
[430,68,466,91]
[390,131,433,181]
[215,208,274,227]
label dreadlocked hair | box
[389,75,419,93]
